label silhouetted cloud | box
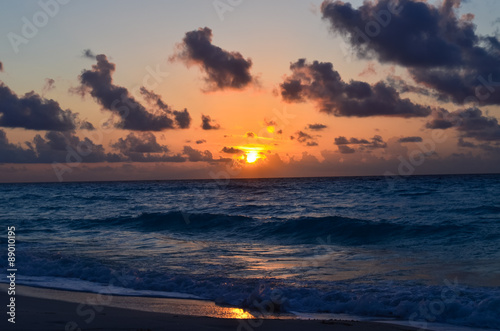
[110,132,187,162]
[291,130,319,146]
[82,49,96,59]
[426,107,500,141]
[42,78,55,95]
[221,146,243,154]
[246,131,256,138]
[183,145,226,163]
[139,87,191,129]
[308,123,328,131]
[0,62,3,72]
[458,137,476,148]
[398,136,423,143]
[78,54,188,131]
[321,0,500,105]
[0,129,115,163]
[338,145,355,154]
[112,132,169,154]
[171,27,254,91]
[79,121,95,130]
[201,114,220,130]
[281,59,431,117]
[334,135,387,150]
[0,83,79,131]
[195,139,206,144]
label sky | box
[0,0,499,182]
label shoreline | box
[0,284,431,331]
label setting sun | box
[246,151,259,163]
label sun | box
[246,151,259,163]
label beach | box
[0,284,428,331]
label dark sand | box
[0,284,431,331]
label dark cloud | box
[321,0,500,105]
[112,132,169,154]
[246,132,256,138]
[280,59,431,117]
[42,78,55,95]
[221,146,243,154]
[201,115,220,130]
[398,136,423,143]
[0,129,37,163]
[171,27,254,91]
[334,135,387,150]
[264,119,278,126]
[338,145,356,154]
[78,54,187,131]
[139,87,191,129]
[79,121,95,130]
[0,62,3,72]
[458,137,476,148]
[0,129,114,163]
[195,139,206,144]
[426,107,500,141]
[82,49,96,59]
[291,130,319,146]
[110,132,186,163]
[308,123,328,131]
[183,145,225,163]
[0,83,79,131]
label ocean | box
[1,174,499,329]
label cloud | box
[0,82,80,131]
[246,131,256,138]
[458,137,476,148]
[79,121,95,130]
[110,132,187,162]
[201,114,220,130]
[139,87,191,129]
[221,146,243,154]
[183,145,227,163]
[42,78,55,95]
[82,49,96,59]
[171,27,254,91]
[280,59,431,117]
[426,107,500,141]
[398,136,423,143]
[195,139,206,144]
[321,0,500,105]
[338,145,356,154]
[334,135,387,151]
[0,61,3,72]
[78,54,188,131]
[291,130,319,146]
[358,62,376,77]
[308,123,328,131]
[0,129,114,163]
[112,132,169,154]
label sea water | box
[0,174,499,329]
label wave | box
[61,211,486,245]
[1,270,499,330]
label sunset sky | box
[1,0,500,182]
